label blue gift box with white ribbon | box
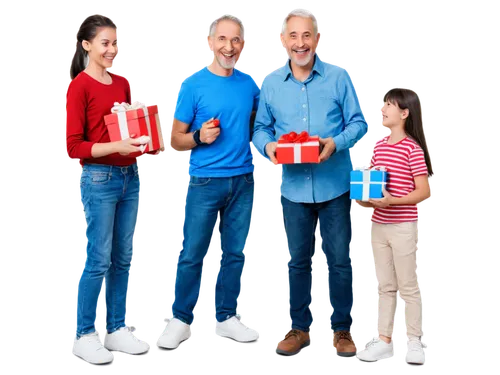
[350,167,388,201]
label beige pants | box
[371,222,422,338]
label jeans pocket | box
[90,171,111,185]
[189,176,211,186]
[243,173,254,184]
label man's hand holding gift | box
[265,141,278,164]
[318,137,336,163]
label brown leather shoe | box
[276,329,310,356]
[334,331,357,357]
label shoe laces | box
[408,338,427,351]
[234,313,245,324]
[285,329,303,340]
[120,326,140,342]
[335,331,357,345]
[365,337,381,348]
[81,332,105,350]
[229,313,250,329]
[230,314,250,330]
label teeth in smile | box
[223,53,234,57]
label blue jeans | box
[172,173,254,324]
[281,192,353,332]
[76,164,140,338]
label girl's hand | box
[369,189,393,208]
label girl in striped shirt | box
[356,89,433,365]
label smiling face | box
[381,100,409,128]
[208,20,244,71]
[281,16,319,68]
[82,27,117,70]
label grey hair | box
[209,15,244,40]
[281,9,318,35]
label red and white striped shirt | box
[370,136,428,224]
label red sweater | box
[66,71,136,166]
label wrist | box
[264,141,274,155]
[108,141,120,154]
[193,130,205,146]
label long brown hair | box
[384,88,433,176]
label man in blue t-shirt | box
[157,15,260,350]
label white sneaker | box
[356,337,394,362]
[104,326,150,354]
[215,315,259,342]
[73,331,114,365]
[157,318,191,349]
[406,337,426,365]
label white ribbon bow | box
[111,101,147,113]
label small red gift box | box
[104,102,164,156]
[276,131,319,164]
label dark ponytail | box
[70,42,87,80]
[70,15,116,80]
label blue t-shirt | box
[174,67,260,177]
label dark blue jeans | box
[281,192,353,332]
[77,164,140,337]
[172,173,254,324]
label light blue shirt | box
[252,55,368,203]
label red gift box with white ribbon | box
[104,102,164,156]
[276,131,320,164]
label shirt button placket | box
[301,84,312,194]
[301,85,308,131]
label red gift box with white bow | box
[104,102,164,156]
[276,131,320,164]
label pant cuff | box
[333,327,350,333]
[291,324,309,333]
[173,315,191,325]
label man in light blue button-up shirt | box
[252,9,367,357]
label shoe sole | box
[215,336,261,344]
[73,352,113,365]
[356,357,393,365]
[104,346,150,355]
[403,361,427,367]
[106,348,151,358]
[357,352,394,362]
[157,335,190,350]
[215,328,258,343]
[73,354,115,367]
[337,351,357,357]
[407,361,424,365]
[155,337,192,352]
[273,341,312,359]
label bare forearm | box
[171,132,197,151]
[91,142,119,158]
[389,188,430,205]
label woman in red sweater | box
[66,15,149,365]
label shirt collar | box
[282,54,324,81]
